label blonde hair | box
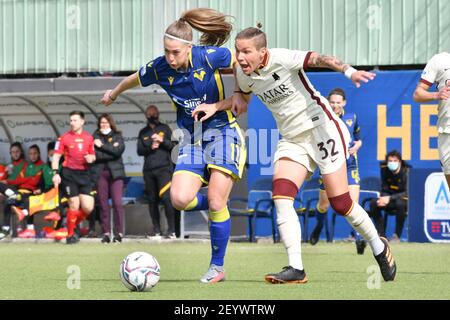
[165,8,233,47]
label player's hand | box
[151,133,163,144]
[151,142,160,150]
[101,89,116,106]
[351,71,376,88]
[192,103,218,122]
[437,85,450,101]
[84,154,96,163]
[94,139,103,148]
[377,196,390,207]
[231,93,248,116]
[52,174,61,188]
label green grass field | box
[1,240,449,300]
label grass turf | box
[0,241,449,300]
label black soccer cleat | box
[66,235,80,245]
[356,239,367,255]
[309,225,322,245]
[374,237,397,281]
[101,234,111,243]
[113,233,122,243]
[264,266,308,284]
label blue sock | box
[184,193,209,211]
[209,207,231,267]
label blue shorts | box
[319,165,360,190]
[174,123,246,184]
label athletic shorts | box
[274,117,351,175]
[319,165,360,190]
[61,167,94,198]
[174,122,246,184]
[439,133,450,174]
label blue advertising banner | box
[247,70,441,240]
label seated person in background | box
[0,144,45,238]
[368,150,409,242]
[0,142,29,239]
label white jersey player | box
[414,52,450,185]
[193,26,397,284]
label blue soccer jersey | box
[138,46,236,139]
[138,46,245,182]
[340,111,360,170]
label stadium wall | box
[1,0,449,74]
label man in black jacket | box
[368,150,409,242]
[137,105,178,239]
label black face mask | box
[147,116,159,125]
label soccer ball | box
[119,251,160,292]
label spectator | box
[91,114,126,243]
[0,144,45,238]
[0,142,27,239]
[368,150,409,242]
[137,105,178,239]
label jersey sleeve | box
[138,60,158,87]
[204,47,233,70]
[54,137,65,155]
[353,114,361,141]
[276,48,313,71]
[88,136,95,155]
[420,55,439,86]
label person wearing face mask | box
[137,105,178,240]
[91,114,126,243]
[368,150,409,242]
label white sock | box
[23,209,29,217]
[345,202,385,255]
[5,189,15,197]
[27,224,34,230]
[274,199,304,270]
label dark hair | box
[328,88,346,100]
[235,24,267,49]
[385,149,410,168]
[10,142,25,160]
[69,110,85,119]
[28,144,41,161]
[146,105,159,116]
[97,113,120,133]
[165,8,233,47]
[47,141,56,152]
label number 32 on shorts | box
[317,139,339,160]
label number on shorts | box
[317,139,339,160]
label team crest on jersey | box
[346,119,353,127]
[168,76,174,86]
[158,132,165,137]
[194,70,206,81]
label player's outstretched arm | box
[414,82,449,102]
[307,52,376,88]
[101,72,141,106]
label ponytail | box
[165,8,233,47]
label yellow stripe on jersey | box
[230,122,246,178]
[171,101,177,112]
[136,71,143,87]
[213,69,225,100]
[229,49,235,68]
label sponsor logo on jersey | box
[256,84,294,105]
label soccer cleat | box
[54,228,68,241]
[165,232,177,240]
[101,234,111,243]
[356,239,367,255]
[309,225,322,245]
[264,266,308,284]
[374,237,397,281]
[11,206,27,221]
[0,228,10,240]
[200,265,226,284]
[66,234,80,244]
[44,212,61,221]
[113,233,123,243]
[18,228,36,238]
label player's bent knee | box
[328,192,353,216]
[171,193,194,211]
[272,178,298,201]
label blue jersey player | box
[310,88,364,252]
[101,8,247,283]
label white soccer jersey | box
[421,52,450,133]
[236,48,339,139]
